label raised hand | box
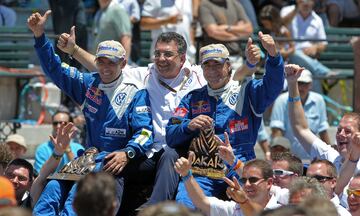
[349,132,360,161]
[245,38,261,65]
[187,115,213,131]
[224,176,248,204]
[215,132,236,166]
[27,10,51,37]
[57,26,77,54]
[49,122,77,155]
[284,64,304,83]
[174,151,195,177]
[258,31,277,57]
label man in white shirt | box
[175,156,281,216]
[286,63,360,208]
[306,159,351,215]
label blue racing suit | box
[166,54,284,208]
[32,34,153,215]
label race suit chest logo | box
[85,102,98,114]
[136,106,151,113]
[85,87,102,105]
[105,127,126,137]
[173,107,188,118]
[229,118,249,133]
[191,100,211,115]
[229,93,239,105]
[115,93,127,106]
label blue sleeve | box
[34,34,91,105]
[34,143,51,175]
[248,54,284,114]
[123,89,154,157]
[166,94,198,148]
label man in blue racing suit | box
[28,11,153,215]
[166,32,284,208]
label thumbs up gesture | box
[174,151,195,177]
[245,37,261,65]
[57,26,77,55]
[27,10,52,37]
[258,31,278,57]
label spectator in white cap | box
[269,136,291,156]
[270,68,330,161]
[5,134,27,159]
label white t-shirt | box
[208,195,281,216]
[331,193,351,216]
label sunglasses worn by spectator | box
[273,169,294,177]
[347,189,360,197]
[239,177,264,185]
[309,175,334,182]
[52,121,68,126]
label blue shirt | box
[34,140,84,175]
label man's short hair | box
[51,108,73,123]
[155,32,187,55]
[299,197,338,216]
[244,159,273,179]
[73,172,116,216]
[137,201,203,216]
[343,112,360,131]
[289,176,328,201]
[272,152,303,176]
[5,159,34,182]
[259,205,309,216]
[310,159,337,178]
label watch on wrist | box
[126,149,136,159]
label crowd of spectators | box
[0,0,360,215]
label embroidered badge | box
[85,87,102,105]
[229,93,239,105]
[192,100,211,115]
[173,107,188,117]
[115,93,127,106]
[229,118,249,133]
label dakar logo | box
[229,93,238,105]
[115,92,127,106]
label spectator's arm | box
[140,15,179,30]
[174,152,211,215]
[120,35,132,61]
[30,123,77,207]
[286,64,319,153]
[281,6,297,26]
[203,24,240,41]
[227,20,253,38]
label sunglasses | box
[52,121,68,126]
[239,177,264,185]
[273,169,294,177]
[347,189,360,197]
[309,175,334,182]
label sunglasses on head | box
[273,169,294,177]
[309,175,334,182]
[347,189,360,197]
[239,177,264,185]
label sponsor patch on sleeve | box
[136,106,151,113]
[134,128,152,146]
[173,107,188,117]
[229,118,249,133]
